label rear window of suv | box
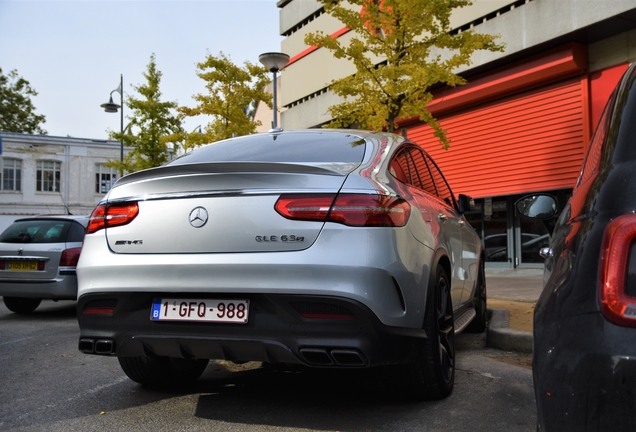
[0,220,83,244]
[168,132,367,165]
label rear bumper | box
[0,274,77,299]
[77,228,433,329]
[534,312,636,431]
[77,292,425,368]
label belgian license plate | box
[7,261,38,271]
[150,298,249,323]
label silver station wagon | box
[0,215,88,313]
[76,129,486,400]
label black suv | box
[518,62,636,431]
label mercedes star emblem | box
[189,207,209,228]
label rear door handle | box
[438,213,447,222]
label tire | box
[466,260,487,333]
[3,297,42,314]
[387,264,455,400]
[118,356,210,387]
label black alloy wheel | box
[425,264,455,394]
[388,264,455,400]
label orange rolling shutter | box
[407,77,587,198]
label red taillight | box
[300,312,356,320]
[328,194,411,227]
[87,202,139,234]
[60,247,82,267]
[275,193,410,227]
[274,194,336,221]
[83,307,115,315]
[83,299,117,315]
[599,214,636,327]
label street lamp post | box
[258,52,290,130]
[100,74,124,173]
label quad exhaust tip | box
[299,348,367,367]
[79,338,115,355]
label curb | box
[486,307,533,353]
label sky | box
[0,0,283,140]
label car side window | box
[389,146,457,208]
[390,148,413,185]
[406,147,438,197]
[577,89,616,190]
[423,153,457,208]
[389,151,409,183]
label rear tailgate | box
[0,242,63,280]
[104,162,353,254]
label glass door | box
[516,217,550,266]
[483,197,512,267]
[465,197,513,268]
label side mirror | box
[458,194,474,214]
[515,194,558,220]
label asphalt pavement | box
[485,268,544,353]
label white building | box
[0,132,124,232]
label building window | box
[1,158,21,191]
[37,161,61,192]
[95,164,117,194]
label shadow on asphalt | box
[0,299,77,320]
[140,361,427,431]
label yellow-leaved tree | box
[165,52,271,151]
[304,0,505,148]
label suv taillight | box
[275,194,410,227]
[599,214,636,327]
[87,202,139,234]
[60,247,82,266]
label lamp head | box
[100,95,121,113]
[259,52,290,73]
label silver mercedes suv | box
[76,129,486,400]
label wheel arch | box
[430,250,451,293]
[422,249,452,327]
[466,250,487,301]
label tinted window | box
[408,147,438,196]
[577,90,616,189]
[391,148,412,184]
[424,153,456,207]
[67,222,86,242]
[169,132,366,165]
[389,146,456,208]
[0,220,73,244]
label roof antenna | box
[58,190,72,215]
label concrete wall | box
[589,28,636,72]
[278,0,636,129]
[278,0,323,36]
[279,0,519,127]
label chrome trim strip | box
[0,256,51,261]
[104,188,393,204]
